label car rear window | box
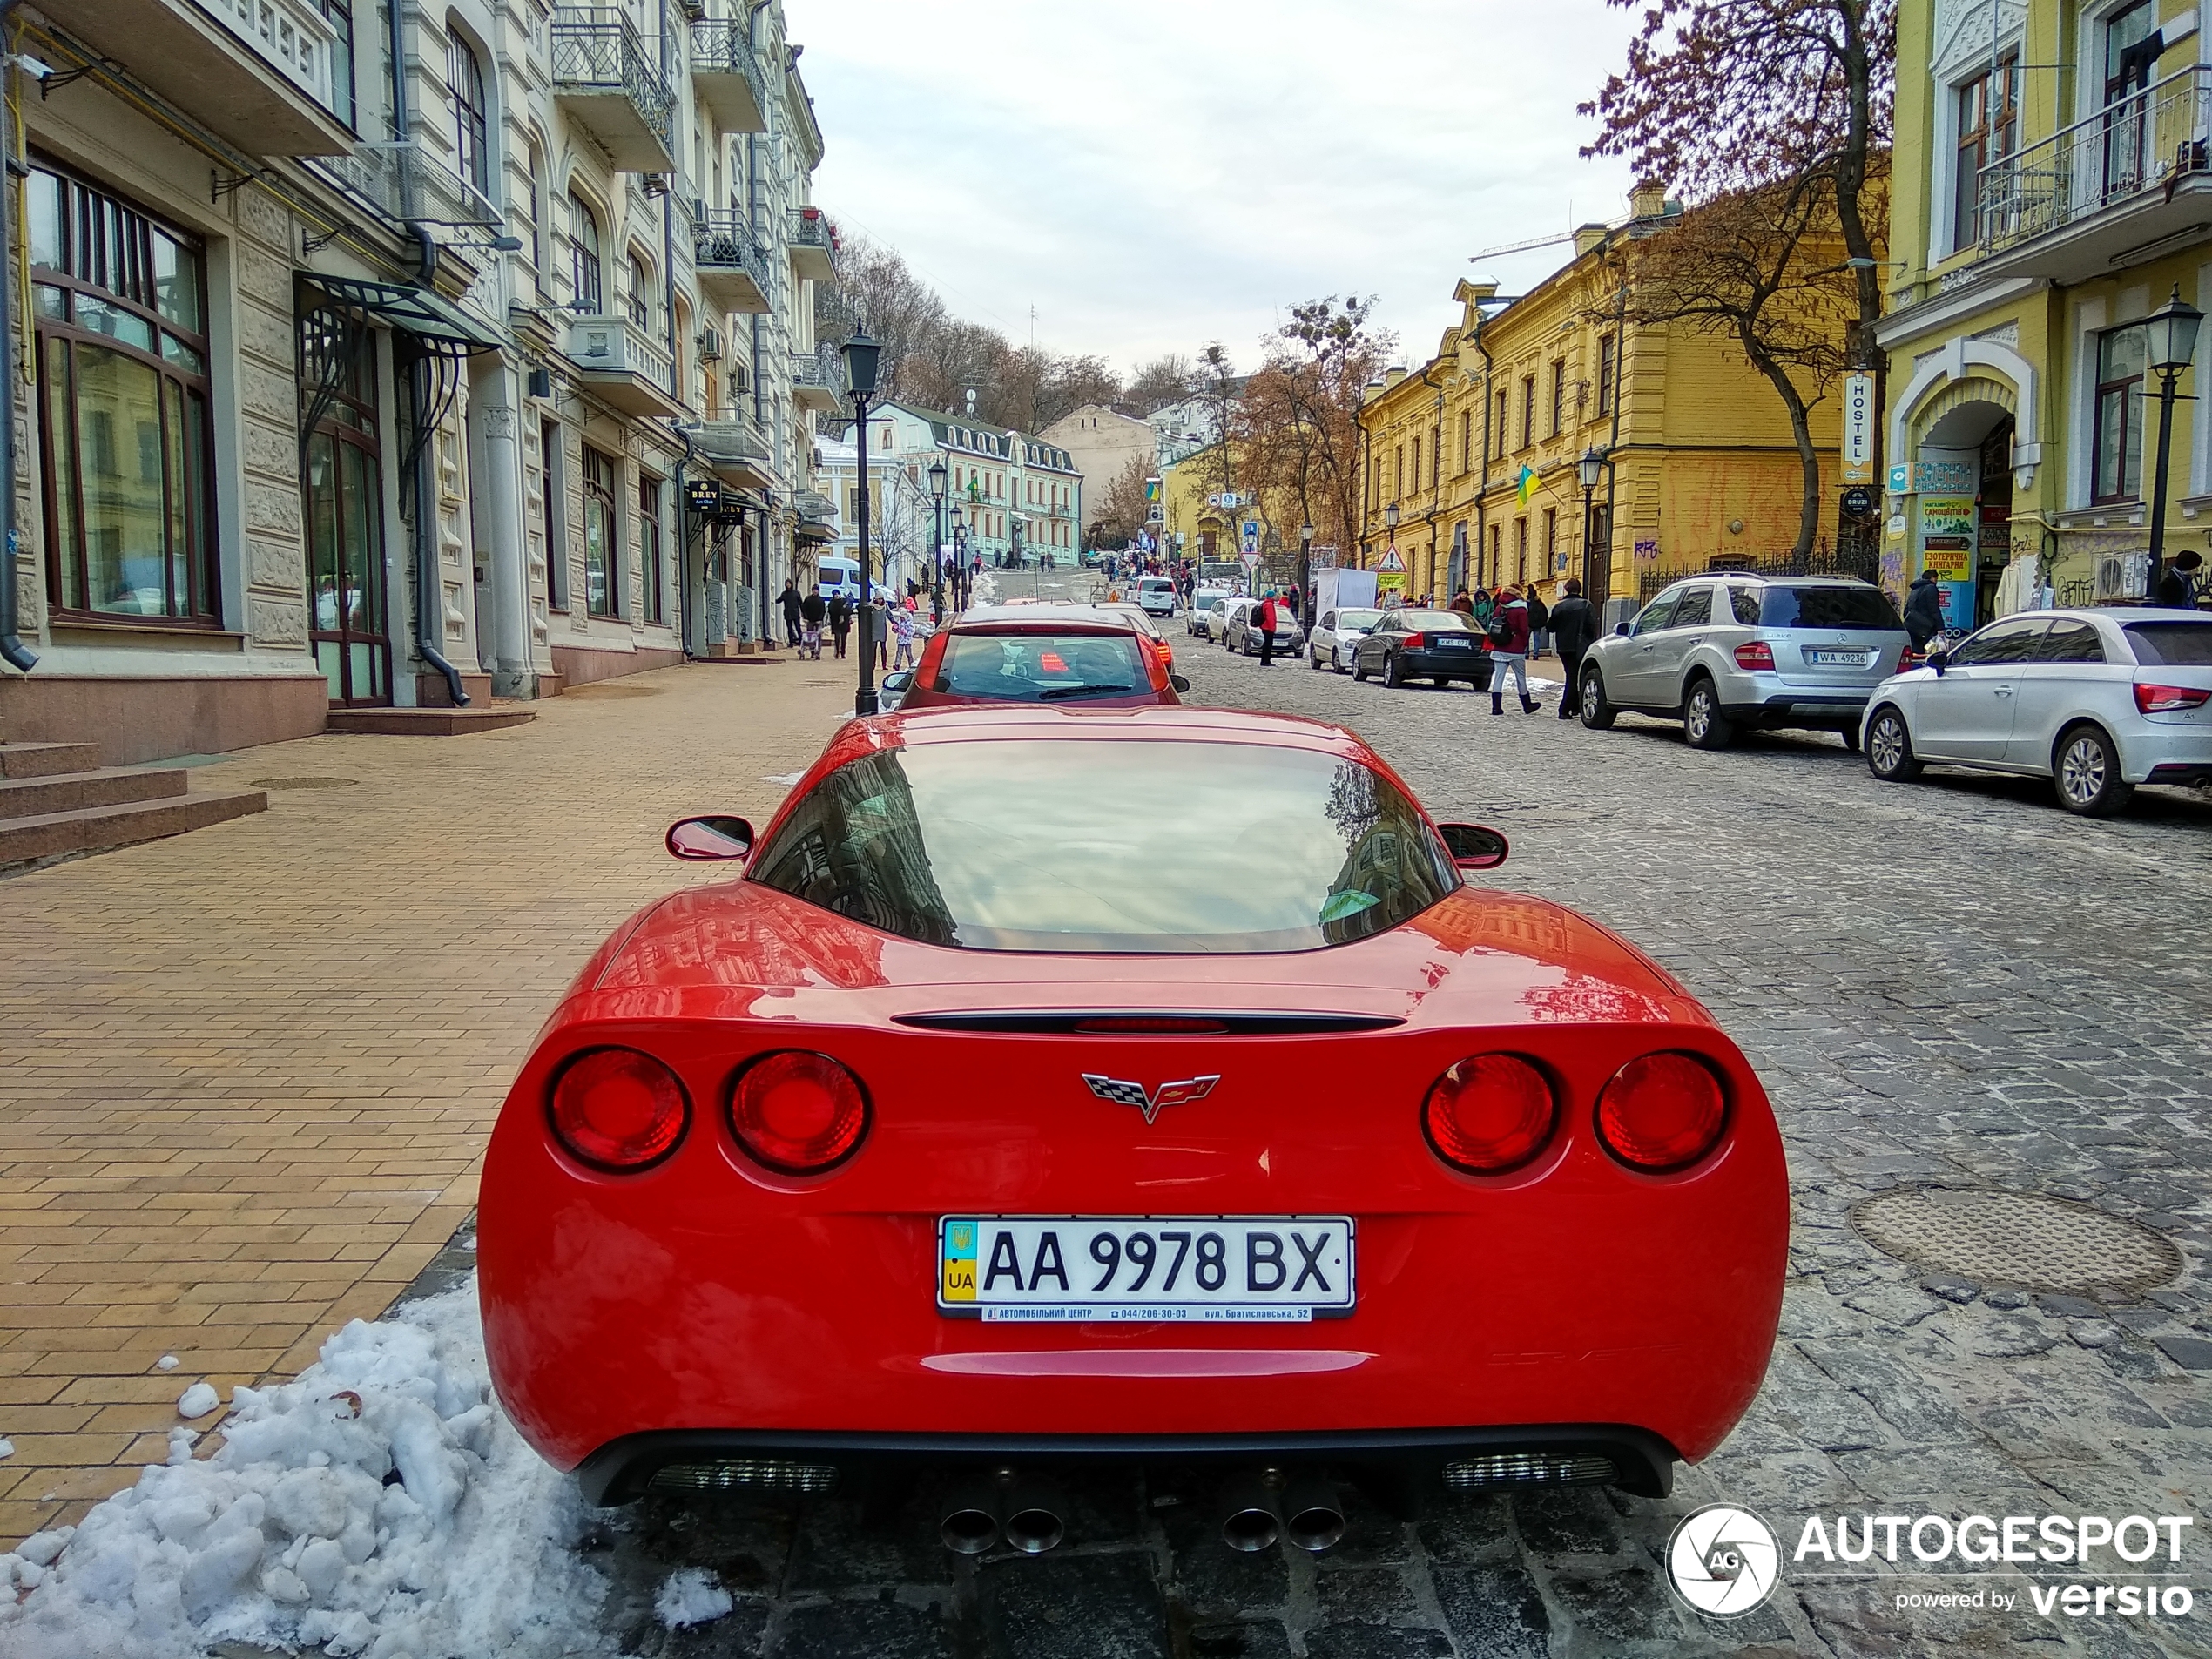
[934,633,1150,702]
[1401,610,1474,631]
[1140,578,1174,591]
[1758,585,1902,631]
[2126,622,2212,665]
[748,740,1460,954]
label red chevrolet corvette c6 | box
[478,705,1788,1534]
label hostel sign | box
[1842,373,1875,484]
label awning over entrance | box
[302,276,505,353]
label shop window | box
[2093,321,2146,503]
[304,324,387,705]
[583,443,619,617]
[639,475,664,624]
[30,159,218,625]
[542,418,567,609]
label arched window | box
[448,32,490,193]
[570,194,602,314]
[625,253,650,328]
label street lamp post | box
[1298,521,1315,619]
[1382,502,1400,591]
[842,324,882,717]
[928,457,949,624]
[1577,446,1608,605]
[2143,285,2203,600]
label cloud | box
[788,0,1645,373]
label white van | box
[1136,576,1178,617]
[815,556,861,604]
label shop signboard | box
[1841,373,1875,484]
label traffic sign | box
[1241,518,1260,556]
[1378,548,1406,574]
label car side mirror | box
[1170,673,1191,693]
[666,815,754,861]
[1927,649,1949,676]
[1614,622,1631,637]
[1437,822,1509,871]
[882,670,914,692]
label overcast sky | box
[786,0,1646,379]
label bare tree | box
[1125,354,1195,413]
[1089,451,1156,552]
[1230,298,1393,563]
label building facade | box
[846,403,1081,570]
[1358,185,1851,624]
[6,0,836,759]
[1037,403,1152,537]
[1880,0,2211,628]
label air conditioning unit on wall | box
[700,325,723,361]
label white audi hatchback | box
[1860,607,2212,815]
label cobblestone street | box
[9,609,2212,1657]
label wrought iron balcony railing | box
[687,18,770,132]
[791,342,847,401]
[1978,65,2212,257]
[307,138,500,228]
[551,7,677,172]
[693,211,772,293]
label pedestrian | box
[1904,569,1944,648]
[1257,590,1278,666]
[778,578,803,650]
[891,602,916,671]
[1525,585,1551,657]
[1469,586,1494,632]
[799,583,827,659]
[2155,549,2204,609]
[827,590,852,658]
[1548,577,1597,721]
[1450,589,1475,618]
[871,596,890,669]
[1487,586,1539,715]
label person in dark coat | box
[2155,550,2203,609]
[1487,589,1538,714]
[778,579,804,649]
[799,584,827,659]
[1903,570,1944,648]
[1548,577,1597,721]
[827,591,853,658]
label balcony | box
[66,0,353,155]
[563,315,685,420]
[1976,66,2212,284]
[689,19,769,133]
[790,344,846,413]
[307,139,500,228]
[552,7,678,174]
[696,416,772,489]
[789,206,838,283]
[693,211,772,314]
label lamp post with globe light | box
[1381,502,1400,591]
[841,324,881,716]
[1578,446,1610,606]
[928,457,949,624]
[2142,286,2203,600]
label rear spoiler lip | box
[891,1010,1408,1036]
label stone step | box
[0,742,104,779]
[324,706,536,737]
[0,786,266,869]
[0,765,186,821]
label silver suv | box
[1577,575,1912,749]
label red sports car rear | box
[479,708,1787,1541]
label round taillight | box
[548,1048,689,1171]
[1596,1052,1728,1172]
[1423,1054,1557,1175]
[729,1051,870,1175]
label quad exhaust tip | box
[941,1472,1065,1555]
[1221,1470,1342,1554]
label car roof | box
[1662,573,1878,588]
[881,703,1368,754]
[962,604,1138,625]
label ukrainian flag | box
[1515,464,1538,508]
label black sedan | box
[1352,608,1492,689]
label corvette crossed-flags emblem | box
[1082,1074,1222,1125]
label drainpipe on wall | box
[668,419,699,658]
[0,6,38,673]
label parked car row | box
[1574,573,2212,817]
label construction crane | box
[1471,230,1577,261]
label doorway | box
[304,346,390,706]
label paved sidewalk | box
[0,659,856,1544]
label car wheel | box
[1384,652,1403,688]
[1579,666,1616,730]
[2054,723,2134,817]
[1352,651,1370,683]
[1865,706,1921,782]
[1308,645,1322,670]
[1683,677,1734,750]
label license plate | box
[939,1216,1355,1322]
[1433,637,1472,650]
[1806,649,1871,665]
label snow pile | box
[174,1382,219,1420]
[0,1285,610,1659]
[653,1567,732,1629]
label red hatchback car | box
[479,707,1787,1554]
[892,610,1185,711]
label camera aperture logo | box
[1669,1504,1782,1617]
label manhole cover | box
[248,776,359,790]
[1852,1187,2182,1295]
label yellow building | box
[1879,0,2212,623]
[1359,184,1851,622]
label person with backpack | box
[1256,591,1279,666]
[1487,587,1539,715]
[799,583,827,659]
[827,590,853,659]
